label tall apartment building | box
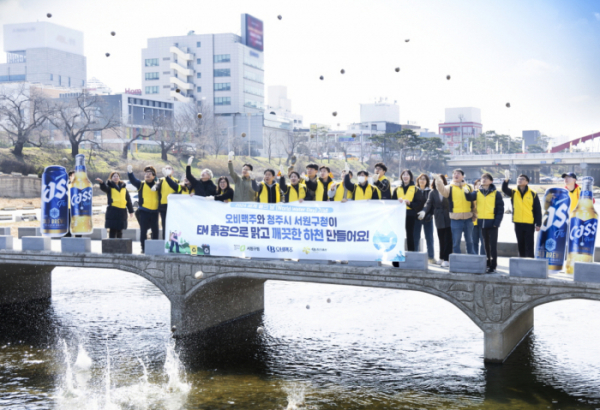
[0,22,86,87]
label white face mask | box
[162,168,172,177]
[358,176,366,184]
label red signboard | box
[244,14,263,52]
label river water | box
[1,199,600,409]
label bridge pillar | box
[174,277,266,337]
[483,308,533,363]
[0,264,54,305]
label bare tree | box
[182,101,215,158]
[264,130,276,163]
[207,116,227,158]
[152,111,191,161]
[283,130,305,165]
[49,91,120,157]
[0,84,51,157]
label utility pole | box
[458,114,464,156]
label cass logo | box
[42,179,68,203]
[570,220,597,241]
[267,246,293,253]
[71,189,92,206]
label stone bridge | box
[1,250,600,363]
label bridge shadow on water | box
[0,299,59,348]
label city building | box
[522,130,541,148]
[86,77,112,95]
[140,13,265,151]
[438,107,482,155]
[360,100,400,124]
[0,22,86,87]
[266,85,304,129]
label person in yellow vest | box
[127,165,160,253]
[282,171,307,203]
[464,173,504,273]
[434,169,477,255]
[151,165,180,239]
[328,170,354,202]
[252,169,281,203]
[393,169,417,255]
[342,169,381,201]
[215,176,234,202]
[502,171,541,258]
[96,171,134,239]
[305,166,335,201]
[373,162,392,199]
[470,179,486,256]
[561,172,595,212]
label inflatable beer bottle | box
[566,176,598,274]
[70,154,93,234]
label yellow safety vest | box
[476,190,497,220]
[286,184,306,202]
[512,188,536,224]
[141,183,159,210]
[315,179,334,202]
[355,184,380,201]
[395,185,416,210]
[110,187,127,209]
[259,182,281,203]
[568,185,580,213]
[333,182,351,201]
[159,177,179,205]
[451,184,472,213]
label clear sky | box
[1,0,599,144]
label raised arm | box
[251,179,261,193]
[375,177,390,195]
[165,176,181,192]
[228,161,241,184]
[185,165,198,187]
[279,176,288,195]
[434,176,450,198]
[127,172,142,190]
[501,179,513,197]
[343,173,355,192]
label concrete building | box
[141,13,265,151]
[523,130,541,148]
[360,100,400,124]
[438,107,483,155]
[266,85,304,129]
[0,22,86,88]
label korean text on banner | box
[164,196,406,262]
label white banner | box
[164,195,406,262]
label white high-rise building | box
[140,14,264,117]
[0,22,86,88]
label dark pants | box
[405,215,416,251]
[515,223,535,258]
[472,224,486,255]
[137,210,159,252]
[64,209,81,238]
[414,218,435,259]
[170,240,180,253]
[109,229,123,239]
[437,227,453,262]
[482,227,499,270]
[159,206,167,240]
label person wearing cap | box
[127,165,160,253]
[561,172,595,212]
[373,162,392,199]
[502,171,542,258]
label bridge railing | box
[449,152,600,161]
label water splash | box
[283,382,307,409]
[163,338,191,393]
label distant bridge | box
[2,250,600,363]
[550,131,600,153]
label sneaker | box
[441,261,449,267]
[486,267,496,274]
[428,258,436,265]
[436,259,443,265]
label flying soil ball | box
[340,69,345,74]
[446,75,451,80]
[310,135,315,139]
[47,13,52,18]
[351,134,356,138]
[175,88,181,93]
[506,102,511,108]
[111,31,116,36]
[332,111,337,117]
[105,53,110,57]
[277,15,282,20]
[405,39,410,42]
[306,305,310,310]
[194,270,204,279]
[319,76,324,80]
[257,326,265,334]
[197,113,202,119]
[395,67,400,72]
[171,326,176,332]
[241,132,247,138]
[327,298,331,303]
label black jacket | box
[465,184,504,228]
[186,166,217,197]
[501,180,542,226]
[99,180,134,214]
[127,172,158,212]
[412,187,432,221]
[215,187,234,202]
[423,189,451,229]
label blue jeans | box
[472,223,486,255]
[414,218,435,258]
[450,218,475,254]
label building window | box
[196,58,201,64]
[145,72,159,80]
[58,75,62,86]
[50,74,53,81]
[196,86,201,92]
[244,98,264,110]
[163,71,170,74]
[214,68,231,77]
[68,77,71,87]
[163,85,170,88]
[214,83,231,91]
[196,41,201,47]
[214,54,231,63]
[214,97,231,106]
[145,86,159,94]
[244,56,264,70]
[162,57,170,61]
[244,70,263,84]
[244,84,264,97]
[145,58,159,67]
[81,79,84,86]
[196,72,201,79]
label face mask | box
[162,168,172,177]
[358,176,366,183]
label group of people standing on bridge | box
[94,152,587,271]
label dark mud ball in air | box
[405,39,410,42]
[105,53,110,57]
[197,113,202,119]
[340,69,345,74]
[310,135,315,139]
[319,76,324,80]
[277,15,282,20]
[446,75,451,80]
[332,112,337,117]
[395,67,400,72]
[241,132,246,137]
[176,88,181,93]
[351,134,356,138]
[506,102,511,108]
[47,13,52,18]
[306,305,310,310]
[171,326,176,332]
[111,31,116,36]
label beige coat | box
[434,177,476,220]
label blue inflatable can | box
[41,165,69,237]
[536,187,570,270]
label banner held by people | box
[165,195,406,262]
